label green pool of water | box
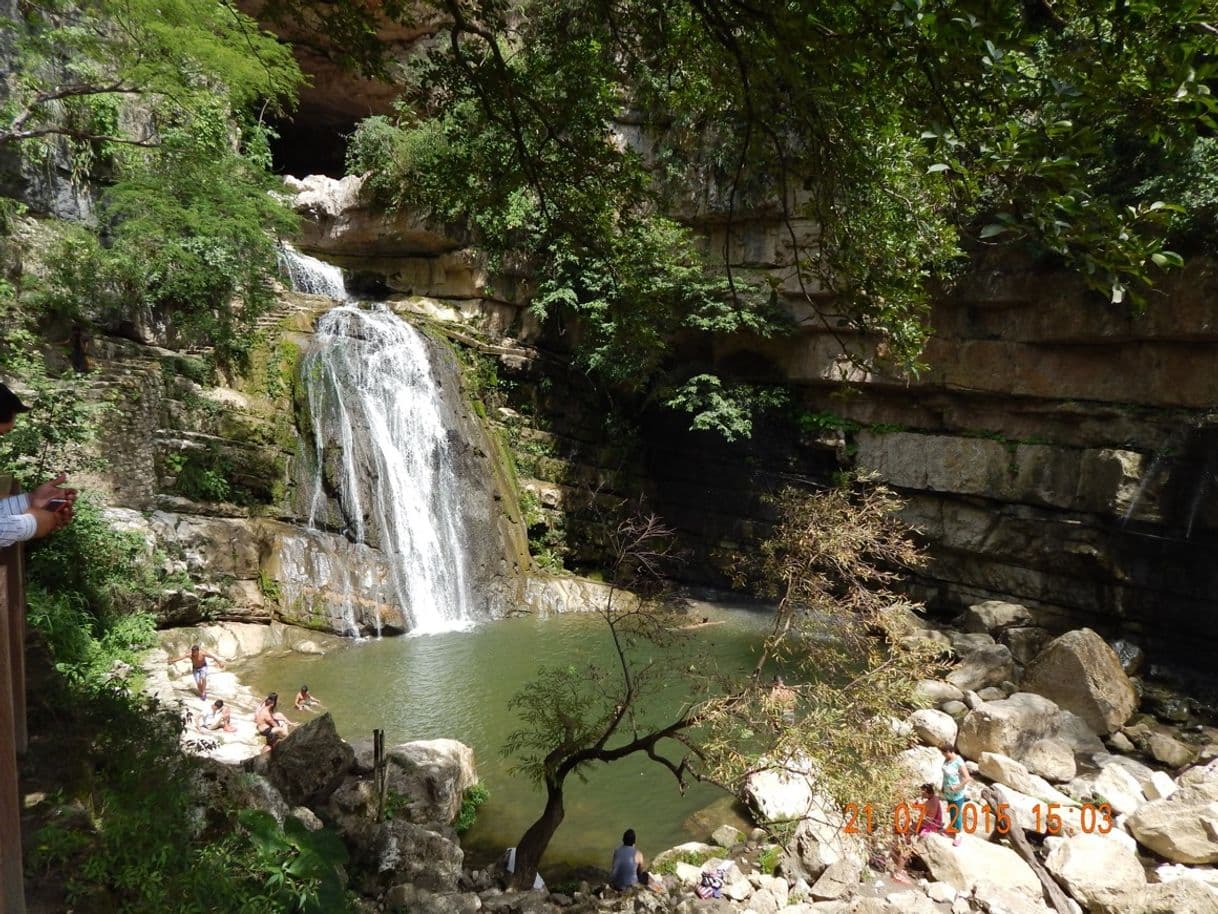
[238,602,771,871]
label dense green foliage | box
[1,0,300,148]
[4,269,348,911]
[339,0,1218,434]
[455,782,491,834]
[0,320,100,485]
[24,498,164,685]
[29,683,352,912]
[2,0,303,367]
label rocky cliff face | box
[280,174,1218,657]
[706,251,1218,654]
[53,259,530,636]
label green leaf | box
[979,224,1008,239]
[239,810,287,856]
[926,163,950,173]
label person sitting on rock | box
[198,699,236,733]
[610,829,659,891]
[917,783,946,836]
[891,782,945,883]
[255,692,292,750]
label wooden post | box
[981,786,1072,914]
[2,480,25,755]
[1,543,23,755]
[0,553,28,913]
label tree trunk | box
[981,786,1073,914]
[508,782,566,891]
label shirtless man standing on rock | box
[169,644,224,700]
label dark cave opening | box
[269,112,355,179]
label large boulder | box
[993,785,1087,837]
[1128,880,1218,914]
[946,643,1016,692]
[972,883,1055,914]
[1148,732,1198,769]
[1044,833,1146,913]
[914,679,965,708]
[978,753,1077,807]
[264,713,354,806]
[1021,629,1137,735]
[897,746,946,789]
[772,775,866,885]
[381,739,478,826]
[1000,626,1053,666]
[1090,763,1146,816]
[809,859,859,900]
[914,833,1040,899]
[286,173,463,259]
[324,775,378,834]
[957,692,1104,762]
[189,758,289,832]
[908,709,958,748]
[1021,738,1077,783]
[1127,762,1218,864]
[652,841,716,874]
[962,601,1033,635]
[745,757,821,823]
[382,885,482,914]
[345,819,464,894]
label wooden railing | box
[0,481,27,912]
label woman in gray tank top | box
[610,829,652,890]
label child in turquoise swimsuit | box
[941,743,970,846]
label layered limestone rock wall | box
[283,174,1218,652]
[708,253,1218,651]
[41,254,529,635]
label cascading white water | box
[302,303,476,635]
[278,243,349,300]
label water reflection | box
[239,605,771,867]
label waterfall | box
[301,303,476,635]
[277,243,349,300]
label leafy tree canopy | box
[501,483,942,887]
[1,0,305,367]
[337,0,1218,426]
[1,0,301,148]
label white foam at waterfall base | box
[302,303,475,635]
[277,243,349,300]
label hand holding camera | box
[31,472,77,513]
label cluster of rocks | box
[153,608,1218,914]
[876,600,1218,914]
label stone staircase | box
[83,345,167,505]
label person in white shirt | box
[0,381,77,548]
